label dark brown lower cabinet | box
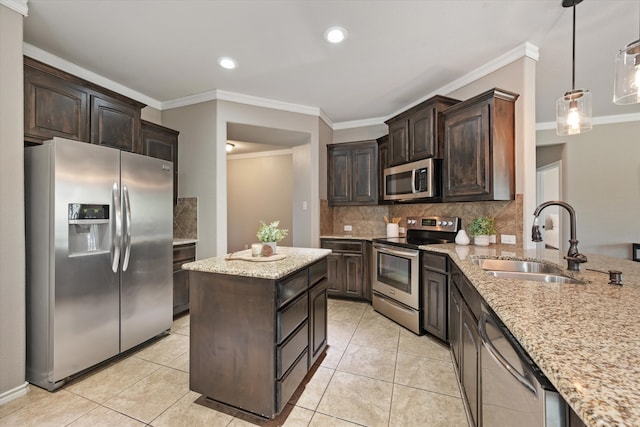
[173,243,195,316]
[321,239,370,301]
[461,302,480,427]
[422,252,449,341]
[189,257,328,419]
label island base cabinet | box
[189,258,328,419]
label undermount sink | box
[471,257,584,285]
[484,270,584,284]
[472,258,564,274]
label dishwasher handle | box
[478,311,537,395]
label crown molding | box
[0,0,28,16]
[22,43,162,109]
[536,112,640,131]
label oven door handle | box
[374,244,418,259]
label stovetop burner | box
[374,216,461,249]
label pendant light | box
[613,1,640,104]
[556,0,592,136]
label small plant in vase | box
[256,220,288,255]
[467,216,496,246]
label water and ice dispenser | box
[68,203,110,255]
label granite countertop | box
[173,238,198,246]
[182,246,331,280]
[421,243,640,427]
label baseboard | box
[0,382,29,405]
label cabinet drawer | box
[277,269,308,307]
[321,240,363,253]
[423,252,447,273]
[277,321,308,378]
[277,349,308,412]
[309,259,327,286]
[173,244,196,263]
[277,292,308,344]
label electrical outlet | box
[343,225,353,232]
[489,235,497,244]
[501,234,517,245]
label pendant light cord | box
[572,3,576,91]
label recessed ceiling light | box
[324,26,347,44]
[226,142,235,152]
[218,57,237,70]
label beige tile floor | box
[0,299,469,427]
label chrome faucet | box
[532,200,587,271]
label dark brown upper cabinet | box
[141,120,179,204]
[442,88,518,202]
[24,57,145,152]
[385,95,460,166]
[327,140,378,206]
[376,134,390,204]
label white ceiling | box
[22,0,640,130]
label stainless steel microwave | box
[383,158,440,201]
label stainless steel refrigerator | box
[25,137,173,391]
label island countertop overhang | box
[182,246,331,280]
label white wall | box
[227,153,293,252]
[537,121,640,258]
[0,3,27,402]
[162,101,217,258]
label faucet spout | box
[532,200,587,271]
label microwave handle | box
[411,169,417,194]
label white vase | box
[455,230,470,245]
[474,235,490,246]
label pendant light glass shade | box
[556,0,592,136]
[613,39,640,105]
[556,89,592,135]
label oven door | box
[372,243,420,309]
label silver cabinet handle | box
[111,182,121,273]
[478,311,537,395]
[122,184,132,271]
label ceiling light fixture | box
[218,57,237,70]
[556,0,592,136]
[613,0,640,104]
[324,26,347,44]
[226,142,235,152]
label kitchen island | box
[182,246,331,419]
[425,243,640,427]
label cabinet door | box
[24,66,89,143]
[142,121,179,204]
[343,254,364,298]
[462,303,480,427]
[308,278,328,367]
[377,135,389,204]
[352,146,377,204]
[442,101,491,201]
[409,107,436,161]
[326,253,343,294]
[90,93,142,153]
[327,148,352,205]
[388,120,409,166]
[173,267,190,316]
[422,269,447,341]
[449,283,462,373]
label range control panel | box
[406,216,460,233]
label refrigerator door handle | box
[122,184,132,271]
[111,182,122,273]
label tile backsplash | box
[174,197,198,239]
[321,195,523,244]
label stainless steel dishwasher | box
[478,303,569,427]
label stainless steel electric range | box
[371,216,461,334]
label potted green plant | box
[467,216,496,246]
[256,220,288,254]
